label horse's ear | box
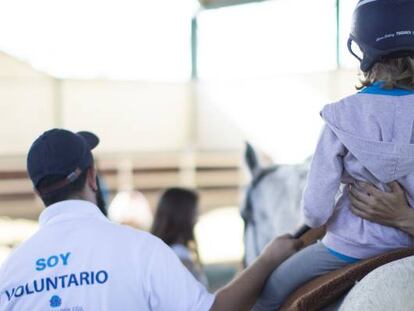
[245,142,260,174]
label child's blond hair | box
[358,56,414,90]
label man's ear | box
[87,167,98,192]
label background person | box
[151,187,208,286]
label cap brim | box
[77,131,99,150]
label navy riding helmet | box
[349,0,414,72]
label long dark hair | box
[151,187,198,247]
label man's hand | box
[349,181,411,228]
[211,234,302,311]
[260,234,303,267]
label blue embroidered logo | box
[50,295,62,308]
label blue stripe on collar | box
[360,81,414,96]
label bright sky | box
[198,0,338,79]
[0,0,196,81]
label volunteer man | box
[0,129,301,310]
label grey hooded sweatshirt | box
[302,83,414,259]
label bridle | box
[241,166,278,266]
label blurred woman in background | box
[151,187,208,286]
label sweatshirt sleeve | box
[302,125,346,228]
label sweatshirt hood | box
[321,99,414,183]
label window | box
[338,0,360,69]
[0,0,195,81]
[197,0,338,80]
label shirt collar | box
[360,81,414,96]
[39,200,107,228]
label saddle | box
[279,226,414,311]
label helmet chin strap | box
[348,38,378,72]
[347,38,362,62]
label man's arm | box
[210,235,302,311]
[349,181,414,237]
[145,234,300,311]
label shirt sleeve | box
[146,238,215,311]
[302,125,346,228]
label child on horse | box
[254,1,414,309]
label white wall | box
[196,69,357,163]
[196,83,245,151]
[0,52,198,155]
[61,80,193,153]
[0,52,56,155]
[0,51,359,158]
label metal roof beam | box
[200,0,268,10]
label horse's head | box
[242,143,310,265]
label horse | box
[339,255,414,310]
[241,143,310,266]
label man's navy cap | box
[27,129,99,194]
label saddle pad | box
[297,226,325,248]
[279,248,414,311]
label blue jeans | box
[252,242,353,311]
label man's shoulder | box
[93,220,169,258]
[97,220,159,244]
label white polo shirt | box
[0,200,215,311]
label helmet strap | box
[347,38,362,62]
